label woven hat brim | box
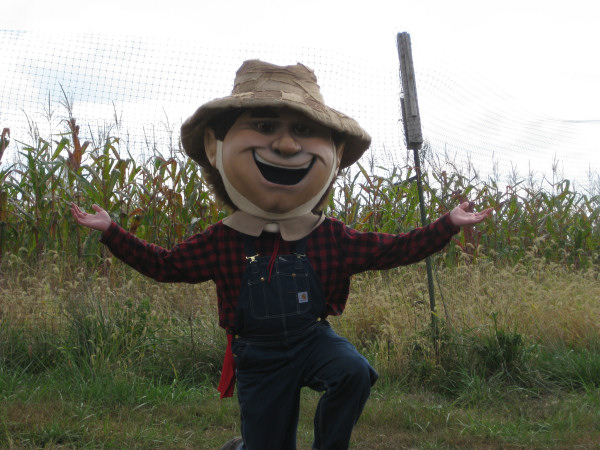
[181,93,371,170]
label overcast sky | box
[5,0,599,121]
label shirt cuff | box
[439,213,461,236]
[99,221,121,244]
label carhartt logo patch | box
[298,292,308,303]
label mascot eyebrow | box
[249,107,279,118]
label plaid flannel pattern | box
[100,215,459,332]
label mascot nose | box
[272,133,301,156]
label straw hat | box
[181,59,371,170]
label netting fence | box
[2,30,598,187]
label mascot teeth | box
[254,153,311,170]
[253,152,314,185]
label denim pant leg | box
[234,340,303,450]
[302,325,378,450]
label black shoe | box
[220,437,243,450]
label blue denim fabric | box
[232,235,378,450]
[235,235,324,339]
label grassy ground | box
[2,372,599,449]
[1,256,600,448]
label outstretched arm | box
[449,202,493,227]
[70,202,215,284]
[70,203,112,232]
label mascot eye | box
[293,124,312,136]
[254,121,276,133]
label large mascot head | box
[181,60,371,225]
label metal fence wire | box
[1,30,599,189]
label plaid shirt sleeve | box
[310,214,460,317]
[100,221,225,283]
[338,212,460,273]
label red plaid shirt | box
[100,215,459,332]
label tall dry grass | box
[3,246,599,395]
[338,258,600,359]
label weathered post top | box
[397,32,423,150]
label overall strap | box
[241,234,258,259]
[294,236,308,255]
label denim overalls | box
[232,234,378,450]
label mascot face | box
[205,107,343,215]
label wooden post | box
[397,32,439,352]
[396,34,423,150]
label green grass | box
[2,370,599,448]
[0,369,239,448]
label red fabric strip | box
[218,333,236,399]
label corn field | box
[1,111,599,271]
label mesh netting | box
[2,30,598,187]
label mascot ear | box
[204,127,218,168]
